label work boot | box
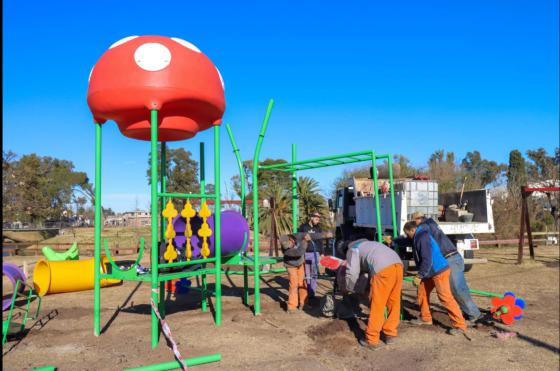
[382,335,396,345]
[359,339,386,351]
[409,318,433,326]
[286,308,297,314]
[447,328,465,336]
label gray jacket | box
[345,239,402,293]
[280,232,330,267]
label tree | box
[147,146,200,209]
[506,150,526,202]
[257,183,293,237]
[3,151,18,222]
[526,148,558,183]
[297,176,330,227]
[461,151,505,189]
[428,150,461,193]
[4,154,88,224]
[231,158,291,200]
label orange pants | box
[287,265,308,310]
[417,269,466,330]
[366,263,403,344]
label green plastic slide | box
[41,242,79,261]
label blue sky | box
[3,1,559,212]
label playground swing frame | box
[232,99,400,315]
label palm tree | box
[258,183,293,237]
[297,176,330,228]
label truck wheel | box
[463,250,474,273]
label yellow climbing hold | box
[163,239,177,263]
[162,200,178,263]
[198,202,212,258]
[181,201,196,261]
[199,202,212,218]
[162,200,178,219]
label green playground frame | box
[241,99,400,315]
[92,109,223,362]
[91,99,400,351]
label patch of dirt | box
[3,246,559,370]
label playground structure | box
[0,33,515,368]
[2,263,42,345]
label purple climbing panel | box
[172,210,250,259]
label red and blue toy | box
[491,292,525,325]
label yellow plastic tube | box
[33,256,121,296]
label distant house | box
[104,211,151,227]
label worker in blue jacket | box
[413,212,482,324]
[403,221,466,334]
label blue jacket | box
[420,218,457,257]
[413,225,449,279]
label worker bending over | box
[413,212,482,324]
[344,238,403,350]
[280,233,310,313]
[403,221,467,335]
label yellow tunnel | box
[33,256,121,296]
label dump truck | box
[330,177,493,272]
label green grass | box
[41,227,153,247]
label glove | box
[412,275,422,287]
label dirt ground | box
[3,245,559,371]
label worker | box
[343,238,403,350]
[298,212,330,300]
[280,233,310,313]
[412,212,482,324]
[403,221,467,335]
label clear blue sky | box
[3,1,559,212]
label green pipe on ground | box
[30,367,57,371]
[122,353,221,371]
[403,277,504,298]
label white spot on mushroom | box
[215,67,225,90]
[109,36,138,49]
[171,37,201,53]
[134,43,172,72]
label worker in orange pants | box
[417,269,465,329]
[366,262,404,345]
[403,221,466,333]
[280,234,310,312]
[344,238,404,350]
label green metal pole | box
[200,142,206,203]
[159,143,167,317]
[225,124,246,217]
[252,99,274,315]
[213,125,222,325]
[200,142,208,313]
[150,109,159,349]
[292,144,297,232]
[371,152,383,242]
[225,123,250,304]
[387,155,398,238]
[93,122,102,337]
[122,353,221,371]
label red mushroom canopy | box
[87,35,225,142]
